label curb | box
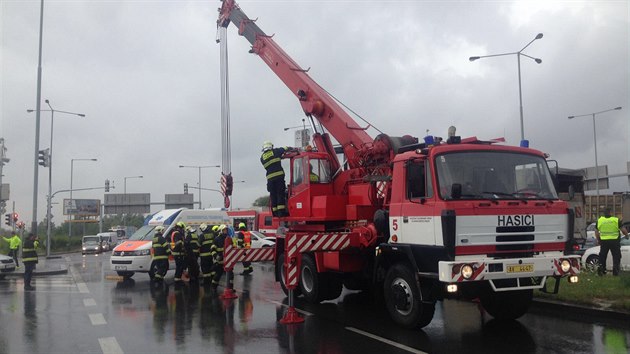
[6,264,68,277]
[531,298,630,324]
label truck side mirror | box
[451,183,462,199]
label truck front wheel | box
[277,253,301,297]
[299,254,328,303]
[480,288,533,320]
[384,263,435,329]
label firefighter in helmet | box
[198,223,217,285]
[150,226,170,284]
[210,224,230,290]
[185,225,200,283]
[260,141,294,217]
[171,221,187,284]
[235,222,253,275]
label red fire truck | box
[218,0,579,328]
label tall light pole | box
[179,165,220,209]
[28,103,85,244]
[68,158,97,239]
[124,175,143,194]
[31,0,45,235]
[568,106,622,210]
[469,33,543,143]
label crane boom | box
[218,0,373,169]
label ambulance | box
[110,208,229,279]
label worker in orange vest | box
[236,223,253,275]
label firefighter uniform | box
[22,233,39,291]
[210,225,230,290]
[185,226,200,282]
[150,226,170,283]
[261,141,292,217]
[199,224,217,285]
[236,223,253,275]
[171,222,186,283]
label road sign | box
[165,194,194,210]
[104,193,150,214]
[63,199,101,216]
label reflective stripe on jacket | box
[23,239,39,264]
[261,147,287,181]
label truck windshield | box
[435,151,558,200]
[83,236,99,244]
[128,225,156,241]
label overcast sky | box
[1,0,628,229]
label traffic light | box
[12,213,18,222]
[4,213,10,226]
[105,179,110,192]
[38,148,50,167]
[184,183,188,194]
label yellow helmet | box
[176,221,186,228]
[155,226,165,234]
[212,225,219,232]
[238,222,246,230]
[218,224,227,232]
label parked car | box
[97,232,117,252]
[0,254,16,279]
[249,231,275,248]
[581,237,630,271]
[82,235,103,255]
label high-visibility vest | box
[243,231,251,249]
[598,216,620,240]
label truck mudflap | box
[438,255,580,291]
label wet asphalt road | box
[0,253,629,354]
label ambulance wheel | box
[117,271,134,279]
[384,263,435,329]
[480,289,532,320]
[277,253,300,297]
[299,254,326,303]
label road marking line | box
[84,298,97,307]
[267,300,314,316]
[77,282,89,293]
[99,337,124,354]
[89,313,107,326]
[345,327,427,354]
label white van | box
[97,232,118,251]
[109,208,229,279]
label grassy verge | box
[536,271,630,311]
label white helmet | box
[262,141,273,152]
[199,223,208,232]
[155,226,165,234]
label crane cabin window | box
[292,157,304,185]
[309,159,331,184]
[406,160,428,199]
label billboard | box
[63,199,101,216]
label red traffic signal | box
[12,213,18,222]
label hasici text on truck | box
[217,0,580,328]
[110,208,229,279]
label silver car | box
[0,254,16,279]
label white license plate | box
[114,266,127,270]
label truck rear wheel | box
[117,271,134,279]
[299,254,328,303]
[480,289,533,320]
[384,263,435,329]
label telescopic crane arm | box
[218,0,374,170]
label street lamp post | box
[68,158,97,240]
[27,102,86,246]
[568,106,623,208]
[469,33,543,143]
[124,175,144,194]
[179,165,220,209]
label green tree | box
[252,195,269,207]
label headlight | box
[82,247,86,251]
[560,259,571,273]
[133,249,150,256]
[461,264,474,279]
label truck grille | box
[111,260,132,265]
